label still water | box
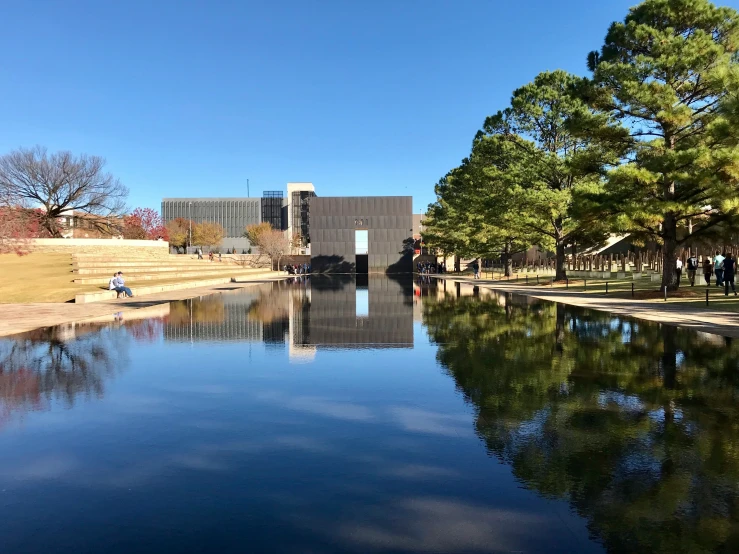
[1,276,738,553]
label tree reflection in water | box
[0,322,133,427]
[423,291,739,554]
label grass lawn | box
[468,270,739,313]
[0,253,90,303]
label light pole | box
[188,202,192,250]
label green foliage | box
[584,0,739,289]
[480,70,615,278]
[426,0,739,289]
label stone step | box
[73,262,252,274]
[74,271,277,303]
[73,257,215,265]
[73,267,267,284]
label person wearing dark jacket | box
[724,253,737,296]
[686,254,698,286]
[703,258,712,287]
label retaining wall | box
[29,238,170,258]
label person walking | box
[472,260,480,280]
[703,257,713,287]
[675,258,683,288]
[686,253,698,286]
[197,247,203,260]
[724,253,737,296]
[714,250,725,287]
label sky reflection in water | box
[1,276,737,553]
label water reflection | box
[422,286,739,553]
[0,323,131,427]
[4,277,739,552]
[163,277,415,352]
[292,275,414,350]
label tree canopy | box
[426,0,739,287]
[583,0,739,289]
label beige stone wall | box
[29,238,170,259]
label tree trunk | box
[502,242,512,277]
[571,243,577,271]
[661,214,679,291]
[555,242,566,281]
[661,324,677,389]
[555,303,566,354]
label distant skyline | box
[4,0,735,214]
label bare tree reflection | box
[0,324,130,427]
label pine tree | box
[481,70,615,280]
[586,0,739,290]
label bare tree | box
[256,229,291,270]
[0,146,128,237]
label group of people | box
[285,263,310,275]
[108,272,133,298]
[195,248,222,262]
[417,261,445,274]
[678,250,737,295]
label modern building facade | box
[162,186,414,272]
[287,182,316,251]
[161,197,261,252]
[309,196,413,273]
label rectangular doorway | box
[356,254,368,273]
[355,230,368,274]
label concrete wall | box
[29,238,170,258]
[309,196,413,273]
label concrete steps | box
[73,267,268,285]
[74,271,276,303]
[73,262,248,275]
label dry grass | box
[0,253,88,303]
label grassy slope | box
[0,253,270,303]
[0,253,82,303]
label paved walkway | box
[0,275,286,338]
[436,275,739,338]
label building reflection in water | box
[162,277,414,356]
[164,286,269,344]
[290,275,414,354]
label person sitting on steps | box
[113,271,134,298]
[109,273,123,298]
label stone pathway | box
[436,275,739,338]
[0,275,286,337]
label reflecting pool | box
[1,276,738,553]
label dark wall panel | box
[310,196,412,273]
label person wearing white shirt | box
[675,258,683,287]
[112,272,133,298]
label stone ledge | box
[73,267,268,284]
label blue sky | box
[4,0,729,214]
